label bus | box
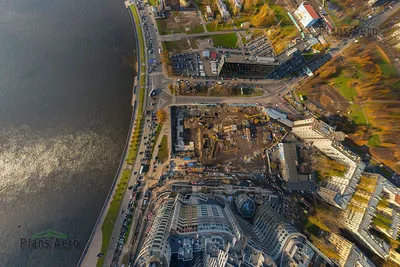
[139,164,149,174]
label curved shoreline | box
[76,4,141,266]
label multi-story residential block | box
[205,5,214,21]
[229,0,242,14]
[216,0,230,20]
[343,173,400,260]
[135,198,174,266]
[292,118,366,209]
[328,233,375,267]
[135,193,330,266]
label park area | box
[296,41,400,173]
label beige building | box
[329,233,375,267]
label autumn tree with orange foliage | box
[319,66,337,79]
[251,4,275,27]
[156,110,167,123]
[243,0,258,14]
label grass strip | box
[156,135,169,162]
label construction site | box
[170,104,289,169]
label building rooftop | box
[278,143,313,191]
[222,38,316,65]
[303,3,319,19]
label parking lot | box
[171,53,200,77]
[245,34,275,58]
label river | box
[0,0,134,266]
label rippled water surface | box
[0,0,134,266]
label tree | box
[250,4,275,27]
[319,66,337,79]
[168,84,175,94]
[156,110,167,123]
[244,0,258,14]
[180,82,186,92]
[160,51,170,65]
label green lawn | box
[232,15,251,28]
[332,75,357,101]
[156,19,185,35]
[164,38,199,53]
[206,21,234,32]
[368,134,381,147]
[97,170,131,267]
[148,0,157,6]
[348,103,367,125]
[270,5,290,24]
[157,135,169,162]
[187,25,205,34]
[210,33,238,48]
[379,63,398,79]
[394,80,400,90]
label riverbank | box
[78,2,146,267]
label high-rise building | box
[217,40,312,79]
[135,199,174,266]
[292,118,366,209]
[217,54,278,79]
[328,233,375,267]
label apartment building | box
[229,0,242,14]
[205,5,214,21]
[216,0,230,20]
[343,173,400,260]
[135,193,328,266]
[135,199,174,266]
[292,118,366,209]
[328,233,375,267]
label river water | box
[0,0,134,266]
